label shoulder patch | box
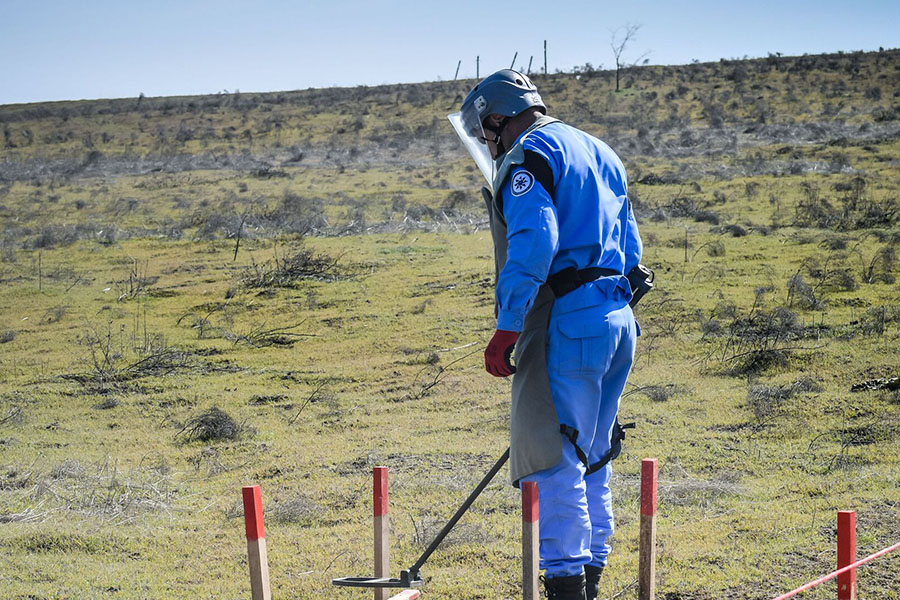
[510,170,534,196]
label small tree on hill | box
[611,23,649,92]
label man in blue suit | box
[450,70,642,600]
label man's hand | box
[485,329,519,377]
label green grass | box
[1,48,899,599]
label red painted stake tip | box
[242,485,266,541]
[374,466,389,517]
[640,459,658,517]
[522,481,539,523]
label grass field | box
[1,49,899,599]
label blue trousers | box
[520,297,636,577]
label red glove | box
[485,329,519,377]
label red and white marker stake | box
[242,485,272,600]
[522,481,540,600]
[374,466,390,600]
[639,458,658,600]
[373,467,420,600]
[837,510,857,600]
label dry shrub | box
[857,306,900,336]
[241,246,343,288]
[5,459,178,525]
[709,306,807,376]
[0,405,24,426]
[631,384,689,402]
[177,407,241,442]
[92,397,119,410]
[661,476,744,508]
[747,377,823,422]
[267,496,322,526]
[786,274,823,310]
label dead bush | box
[706,240,726,257]
[92,397,119,410]
[747,377,823,422]
[69,319,196,389]
[241,246,343,288]
[0,406,24,426]
[798,254,857,294]
[23,459,177,524]
[706,305,811,376]
[794,180,899,230]
[441,190,470,211]
[267,496,322,526]
[857,306,900,336]
[855,243,896,284]
[176,407,241,442]
[786,274,823,310]
[266,191,328,234]
[629,384,688,402]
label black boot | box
[585,565,604,600]
[542,573,586,600]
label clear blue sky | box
[1,0,898,106]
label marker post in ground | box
[639,459,658,600]
[522,481,540,600]
[374,466,389,600]
[837,510,857,600]
[242,485,271,600]
[372,467,421,600]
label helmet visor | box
[447,110,494,186]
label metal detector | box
[332,447,510,589]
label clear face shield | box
[448,107,495,187]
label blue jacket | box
[496,121,642,331]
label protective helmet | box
[448,70,546,186]
[459,69,546,141]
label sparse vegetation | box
[0,49,898,599]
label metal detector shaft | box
[405,447,510,580]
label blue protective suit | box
[496,121,641,576]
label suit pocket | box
[552,311,611,375]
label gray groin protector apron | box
[484,116,562,485]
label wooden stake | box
[454,60,461,81]
[242,485,271,600]
[510,51,518,70]
[543,40,547,75]
[837,511,857,600]
[522,481,540,600]
[639,459,658,600]
[387,591,420,600]
[374,466,389,600]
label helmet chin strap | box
[483,116,512,157]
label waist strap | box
[548,266,620,298]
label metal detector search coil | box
[332,449,510,591]
[332,572,425,588]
